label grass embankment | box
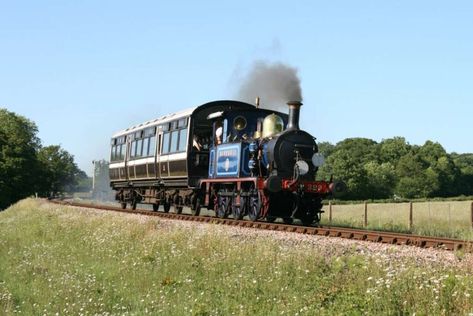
[321,200,473,240]
[1,199,473,315]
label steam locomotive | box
[109,100,335,225]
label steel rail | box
[49,200,473,252]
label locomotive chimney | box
[286,101,302,131]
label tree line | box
[0,108,89,210]
[317,137,473,200]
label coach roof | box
[111,100,257,139]
[111,107,196,138]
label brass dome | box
[262,114,284,138]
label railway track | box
[50,200,473,253]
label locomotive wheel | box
[314,212,322,225]
[120,202,127,209]
[163,201,171,213]
[300,215,314,226]
[191,197,201,216]
[300,210,318,226]
[282,218,294,224]
[152,203,159,212]
[248,192,261,222]
[231,196,246,220]
[174,206,183,214]
[174,196,183,214]
[217,195,230,219]
[131,199,137,210]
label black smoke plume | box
[236,61,303,111]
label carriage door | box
[123,136,130,181]
[156,132,162,178]
[151,128,159,179]
[157,125,171,178]
[156,126,163,179]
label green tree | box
[318,138,378,200]
[37,145,82,196]
[317,141,336,158]
[364,161,397,199]
[378,137,411,164]
[416,141,459,197]
[0,109,41,209]
[417,141,447,166]
[395,151,440,198]
[451,153,473,196]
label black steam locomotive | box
[109,100,334,224]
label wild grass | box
[321,200,473,240]
[1,199,473,315]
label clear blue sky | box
[1,0,472,175]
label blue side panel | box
[216,144,241,177]
[208,149,215,178]
[240,144,250,176]
[262,142,269,168]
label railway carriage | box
[109,100,336,224]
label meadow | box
[1,199,473,315]
[320,200,473,240]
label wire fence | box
[320,200,473,240]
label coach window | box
[148,135,156,156]
[141,127,156,157]
[170,130,179,152]
[115,145,123,160]
[111,137,125,161]
[177,118,186,128]
[142,138,149,157]
[162,132,170,154]
[178,128,187,152]
[130,140,137,158]
[110,139,116,161]
[136,139,143,158]
[118,146,122,160]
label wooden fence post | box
[409,202,413,231]
[329,201,332,225]
[364,201,368,228]
[470,201,473,229]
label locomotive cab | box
[207,108,288,179]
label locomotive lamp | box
[295,160,309,176]
[312,153,325,167]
